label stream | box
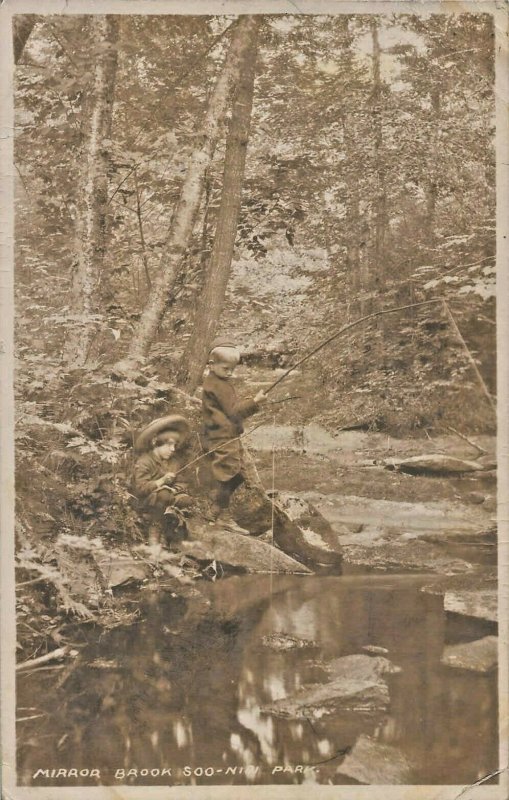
[17,572,497,787]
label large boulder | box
[341,539,474,575]
[305,492,489,539]
[231,483,342,573]
[443,589,498,623]
[183,519,312,574]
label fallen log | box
[384,454,486,475]
[17,646,77,672]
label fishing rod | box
[173,419,267,477]
[169,396,299,478]
[170,301,441,476]
[263,298,444,395]
[170,298,468,478]
[268,395,301,405]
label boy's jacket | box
[133,452,186,498]
[202,373,259,444]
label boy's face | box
[210,354,239,380]
[154,431,179,460]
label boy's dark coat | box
[201,372,259,446]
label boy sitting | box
[133,415,193,546]
[202,337,267,534]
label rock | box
[54,534,107,607]
[343,539,474,575]
[420,526,496,546]
[336,734,412,784]
[466,491,486,505]
[444,589,497,623]
[182,519,312,574]
[324,654,401,680]
[478,456,497,470]
[304,493,489,540]
[483,495,496,512]
[95,554,149,588]
[441,636,498,672]
[260,633,318,652]
[262,654,399,719]
[349,523,364,534]
[271,492,338,548]
[384,454,485,475]
[231,483,342,572]
[362,645,389,656]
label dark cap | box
[208,336,238,353]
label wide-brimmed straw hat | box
[134,415,191,454]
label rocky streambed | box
[251,423,498,631]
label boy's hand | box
[254,389,268,405]
[158,472,176,486]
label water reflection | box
[17,574,498,786]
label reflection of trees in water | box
[231,583,386,781]
[18,578,498,786]
[18,587,279,784]
[232,583,498,785]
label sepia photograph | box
[1,1,507,797]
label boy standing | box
[133,415,193,546]
[201,337,267,534]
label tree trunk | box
[13,15,37,64]
[425,87,441,242]
[342,117,361,320]
[178,18,260,392]
[121,16,260,372]
[369,19,387,359]
[63,16,120,367]
[370,18,386,301]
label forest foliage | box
[14,13,495,429]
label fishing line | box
[269,413,276,607]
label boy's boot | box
[208,480,250,534]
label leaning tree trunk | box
[120,15,260,372]
[63,15,119,368]
[13,15,37,64]
[177,19,260,392]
